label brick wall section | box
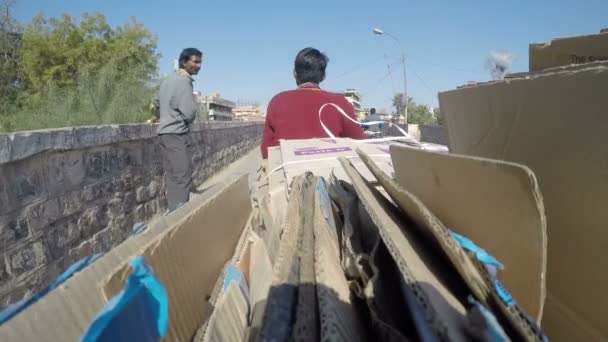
[0,122,263,308]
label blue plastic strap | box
[0,254,101,325]
[492,278,515,306]
[449,231,504,269]
[81,256,168,342]
[449,230,517,306]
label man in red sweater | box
[260,47,366,159]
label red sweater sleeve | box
[260,98,277,159]
[340,100,367,140]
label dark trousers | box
[160,133,193,210]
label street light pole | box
[373,28,408,124]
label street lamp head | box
[373,28,384,35]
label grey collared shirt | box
[153,70,198,135]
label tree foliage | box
[21,12,158,94]
[392,93,438,125]
[0,0,23,105]
[0,7,160,132]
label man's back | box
[260,83,366,158]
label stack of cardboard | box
[439,31,608,341]
[239,138,549,341]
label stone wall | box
[382,124,448,145]
[419,125,448,145]
[0,122,263,308]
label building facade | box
[199,93,236,121]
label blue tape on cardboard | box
[81,256,168,342]
[223,264,249,300]
[449,230,504,269]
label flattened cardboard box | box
[388,145,547,321]
[529,31,608,71]
[439,62,608,341]
[279,138,396,185]
[0,175,252,342]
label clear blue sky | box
[13,0,608,111]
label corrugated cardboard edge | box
[0,175,250,342]
[201,281,249,342]
[388,145,547,321]
[453,61,608,90]
[529,31,608,71]
[313,177,365,342]
[438,62,608,341]
[339,157,469,341]
[354,147,492,305]
[103,174,251,342]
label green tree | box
[392,92,404,116]
[392,93,438,125]
[0,0,23,107]
[0,10,161,132]
[21,12,158,94]
[433,107,444,125]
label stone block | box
[123,191,136,214]
[136,186,149,203]
[1,283,30,309]
[1,161,49,213]
[0,215,30,246]
[116,124,154,141]
[9,128,75,162]
[47,151,85,193]
[7,240,47,277]
[25,199,61,234]
[82,180,114,202]
[74,126,118,148]
[134,204,146,222]
[84,147,132,181]
[68,240,93,264]
[107,197,124,219]
[43,215,82,261]
[148,180,160,198]
[43,224,68,261]
[59,191,84,216]
[0,254,8,283]
[91,228,113,254]
[144,199,159,217]
[78,206,107,238]
[0,135,11,164]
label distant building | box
[342,89,362,112]
[233,105,265,122]
[200,93,235,121]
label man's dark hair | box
[179,48,202,68]
[294,47,329,85]
[370,108,376,115]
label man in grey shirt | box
[152,48,202,212]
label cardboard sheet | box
[388,145,547,321]
[439,62,608,341]
[339,157,469,341]
[279,138,396,185]
[0,175,252,342]
[267,146,287,235]
[529,31,608,71]
[355,148,492,305]
[104,175,252,342]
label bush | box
[0,59,158,133]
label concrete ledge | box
[0,122,262,164]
